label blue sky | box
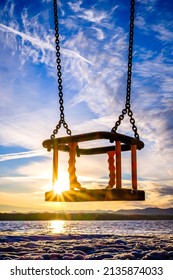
[0,0,173,212]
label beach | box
[1,234,173,260]
[1,220,173,260]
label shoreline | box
[1,212,173,221]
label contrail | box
[0,23,94,65]
[0,150,47,162]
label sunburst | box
[53,171,69,195]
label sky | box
[0,0,173,212]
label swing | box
[43,0,145,202]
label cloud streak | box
[0,150,47,162]
[0,23,93,65]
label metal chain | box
[111,0,140,140]
[51,0,72,139]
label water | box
[0,220,173,236]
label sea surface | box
[0,220,173,236]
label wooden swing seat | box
[43,131,145,202]
[45,188,145,202]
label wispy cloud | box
[0,150,47,162]
[0,23,54,50]
[68,0,118,27]
[152,24,173,42]
[0,23,93,65]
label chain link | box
[51,0,72,139]
[111,0,140,140]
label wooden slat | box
[68,142,81,190]
[56,144,131,155]
[131,144,137,190]
[52,146,58,186]
[107,151,116,188]
[45,188,145,202]
[116,141,122,188]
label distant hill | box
[0,207,173,220]
[116,207,173,215]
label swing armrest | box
[42,131,144,152]
[57,144,131,155]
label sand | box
[0,234,173,260]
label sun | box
[53,171,69,194]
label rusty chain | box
[111,0,140,140]
[51,0,72,139]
